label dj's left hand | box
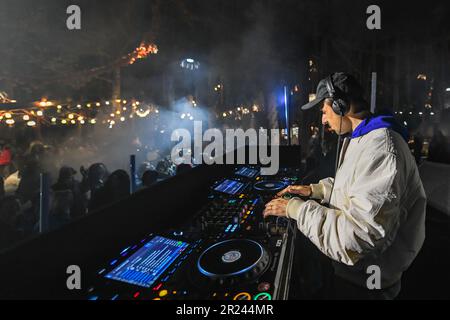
[263,198,289,218]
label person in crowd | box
[52,166,86,219]
[142,170,159,188]
[0,195,23,251]
[0,140,12,178]
[428,128,450,164]
[80,163,109,209]
[89,169,130,211]
[176,163,192,175]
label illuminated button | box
[254,292,272,300]
[258,282,271,292]
[153,283,163,291]
[133,292,140,299]
[224,293,229,297]
[212,292,217,297]
[239,194,244,198]
[233,292,252,300]
[153,298,161,300]
[172,291,177,295]
[159,290,168,297]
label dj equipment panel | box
[86,166,301,300]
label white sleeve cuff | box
[310,183,324,200]
[286,197,305,221]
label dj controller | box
[86,166,301,300]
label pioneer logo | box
[222,250,242,263]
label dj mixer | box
[86,166,301,300]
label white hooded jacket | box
[286,127,427,292]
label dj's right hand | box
[276,185,312,198]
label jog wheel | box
[193,239,270,287]
[253,180,286,193]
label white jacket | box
[287,128,426,291]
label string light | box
[26,120,36,127]
[51,117,57,123]
[23,115,30,121]
[36,110,43,116]
[6,119,15,125]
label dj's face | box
[321,100,352,135]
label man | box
[264,72,426,299]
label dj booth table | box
[0,146,319,300]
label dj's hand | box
[276,185,312,198]
[263,198,289,218]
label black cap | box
[301,72,364,110]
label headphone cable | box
[327,115,343,205]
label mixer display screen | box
[213,179,245,195]
[235,167,259,178]
[104,236,188,288]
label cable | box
[327,115,343,205]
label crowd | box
[0,138,191,252]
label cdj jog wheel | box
[193,239,270,286]
[253,180,286,192]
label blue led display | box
[214,179,245,195]
[105,236,189,288]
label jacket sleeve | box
[287,151,403,266]
[310,177,334,203]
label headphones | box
[325,74,349,116]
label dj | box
[263,72,426,299]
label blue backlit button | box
[257,282,271,292]
[88,295,99,301]
[111,294,119,300]
[253,292,272,300]
[97,269,106,275]
[233,292,251,300]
